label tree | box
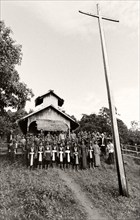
[117,118,128,144]
[0,21,34,138]
[0,21,33,114]
[130,120,139,131]
[79,113,98,132]
[78,112,111,134]
[78,107,129,143]
[99,107,111,127]
[128,123,140,145]
[99,107,129,143]
[99,106,119,125]
[0,109,28,138]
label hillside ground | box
[67,155,140,220]
[0,155,139,220]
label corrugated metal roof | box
[18,105,79,134]
[35,90,64,107]
[18,105,77,124]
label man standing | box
[99,133,107,157]
[59,131,66,145]
[107,140,114,164]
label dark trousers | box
[108,153,114,164]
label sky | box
[1,0,139,128]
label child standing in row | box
[58,144,64,169]
[65,145,71,169]
[44,143,51,169]
[73,143,80,171]
[52,145,58,168]
[37,142,44,169]
[28,144,35,170]
[88,141,94,168]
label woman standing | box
[93,141,101,167]
[81,140,87,169]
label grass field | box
[67,156,140,220]
[0,157,86,220]
[0,156,140,220]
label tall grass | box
[67,157,140,220]
[0,158,86,220]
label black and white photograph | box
[0,0,139,219]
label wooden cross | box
[79,4,129,197]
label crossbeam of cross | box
[79,10,119,23]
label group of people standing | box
[8,130,115,170]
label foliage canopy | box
[78,107,140,145]
[0,21,33,137]
[0,21,33,114]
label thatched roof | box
[36,119,68,132]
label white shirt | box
[107,143,114,153]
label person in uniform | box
[88,141,94,168]
[28,143,35,170]
[51,144,58,168]
[58,143,64,169]
[44,143,52,169]
[65,144,71,169]
[37,142,44,169]
[99,133,107,157]
[73,143,80,171]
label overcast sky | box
[1,0,139,128]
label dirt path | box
[57,169,109,220]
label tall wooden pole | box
[79,4,129,196]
